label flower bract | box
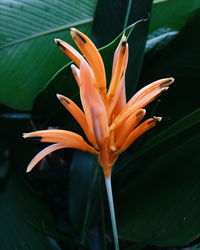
[23,28,174,176]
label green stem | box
[123,0,133,30]
[105,175,120,250]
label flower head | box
[24,28,174,176]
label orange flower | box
[24,28,174,176]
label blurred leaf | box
[0,175,57,249]
[117,132,200,246]
[150,0,200,32]
[124,108,200,165]
[182,244,200,250]
[153,0,168,3]
[145,10,200,78]
[92,0,153,95]
[0,0,97,110]
[68,151,100,236]
[0,106,30,151]
[0,155,9,180]
[145,28,178,54]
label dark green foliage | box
[1,0,200,249]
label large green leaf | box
[0,175,57,249]
[0,0,97,110]
[150,0,200,32]
[117,132,200,246]
[68,151,100,235]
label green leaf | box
[150,0,200,32]
[0,175,57,249]
[145,28,178,54]
[0,0,97,110]
[68,151,100,236]
[143,10,200,83]
[126,108,200,164]
[117,132,200,246]
[182,244,200,250]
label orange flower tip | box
[54,39,66,51]
[54,38,60,45]
[121,37,127,46]
[120,37,127,54]
[154,116,162,122]
[71,64,78,72]
[160,77,174,87]
[70,28,86,43]
[26,166,32,173]
[136,109,146,117]
[54,39,62,47]
[148,116,162,125]
[56,93,62,99]
[56,94,70,104]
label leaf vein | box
[0,18,93,49]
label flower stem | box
[105,175,120,250]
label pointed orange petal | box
[26,143,68,172]
[55,39,82,66]
[70,28,107,96]
[115,109,146,148]
[57,94,96,146]
[124,77,174,112]
[107,37,128,101]
[23,129,98,154]
[119,116,162,152]
[79,60,109,149]
[107,38,128,119]
[114,78,174,126]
